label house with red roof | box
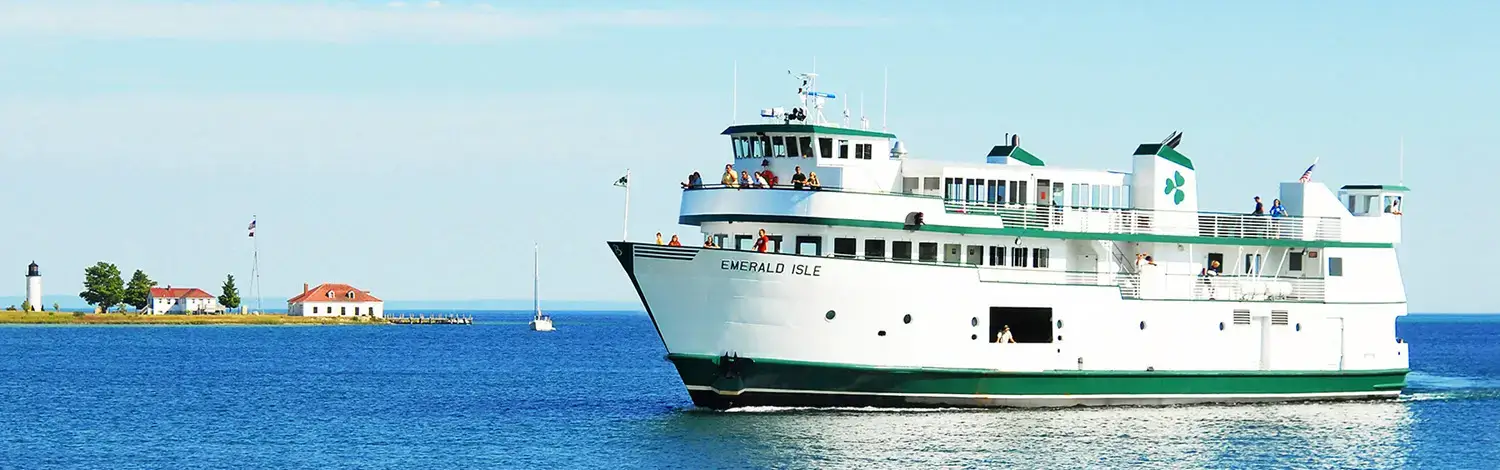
[287,283,384,318]
[147,287,224,314]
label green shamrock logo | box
[1163,171,1186,205]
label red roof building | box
[147,286,223,314]
[287,283,385,318]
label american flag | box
[247,219,256,237]
[1298,159,1319,183]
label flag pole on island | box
[614,169,630,241]
[248,216,261,314]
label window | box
[1289,252,1303,271]
[735,235,753,251]
[796,236,822,256]
[768,235,785,253]
[787,137,800,157]
[987,180,1000,204]
[892,241,913,261]
[326,291,334,299]
[731,137,744,158]
[857,143,873,160]
[771,136,787,157]
[833,238,857,258]
[819,138,833,158]
[798,137,813,158]
[923,177,940,193]
[838,140,849,159]
[918,242,939,262]
[312,306,318,314]
[1016,181,1028,205]
[865,239,886,260]
[989,307,1053,343]
[355,307,361,315]
[966,245,983,266]
[1244,254,1263,274]
[1329,257,1343,277]
[340,306,347,315]
[943,244,962,264]
[854,143,866,159]
[902,177,918,194]
[1012,247,1028,267]
[988,246,1005,266]
[1033,248,1050,268]
[713,233,728,248]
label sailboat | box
[529,244,555,332]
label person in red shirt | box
[668,235,682,246]
[753,229,771,253]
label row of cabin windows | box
[713,233,1051,268]
[309,306,373,315]
[1204,251,1340,277]
[731,136,875,160]
[940,177,1133,209]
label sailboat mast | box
[533,244,539,315]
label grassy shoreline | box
[0,311,387,325]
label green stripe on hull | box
[669,353,1407,408]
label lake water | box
[1,312,1496,468]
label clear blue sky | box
[0,1,1492,312]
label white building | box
[287,283,384,318]
[147,287,224,314]
[25,262,41,311]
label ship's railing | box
[976,267,1116,287]
[1115,273,1325,302]
[944,200,1343,241]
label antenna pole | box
[1399,135,1405,186]
[882,66,889,131]
[732,61,738,124]
[252,214,262,314]
[622,169,631,241]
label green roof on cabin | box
[987,145,1045,166]
[721,124,896,139]
[1132,143,1195,170]
[1340,184,1411,192]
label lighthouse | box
[25,262,41,311]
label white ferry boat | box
[608,73,1410,409]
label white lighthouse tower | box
[25,261,41,311]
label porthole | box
[971,334,978,340]
[878,330,887,337]
[1056,335,1063,342]
[1056,320,1063,329]
[825,310,836,321]
[1295,323,1301,332]
[1139,321,1146,330]
[903,314,912,324]
[971,317,979,327]
[1218,322,1225,331]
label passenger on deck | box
[807,172,821,190]
[753,229,771,253]
[1208,260,1222,275]
[1251,196,1265,215]
[703,236,718,248]
[1388,199,1403,215]
[721,164,738,186]
[752,171,769,189]
[655,232,664,245]
[1144,255,1157,267]
[1270,199,1287,217]
[681,172,702,189]
[792,166,807,189]
[668,234,682,246]
[759,160,777,187]
[996,325,1016,343]
[740,170,752,189]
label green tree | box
[80,262,125,312]
[20,300,31,312]
[124,270,157,311]
[219,274,242,310]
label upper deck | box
[679,184,1393,248]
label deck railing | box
[1115,273,1326,302]
[944,200,1343,241]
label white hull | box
[530,318,554,332]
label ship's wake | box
[1401,371,1500,402]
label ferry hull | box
[608,242,1409,409]
[670,353,1405,409]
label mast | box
[533,244,540,316]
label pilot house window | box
[918,242,939,263]
[892,241,912,261]
[819,138,833,159]
[833,238,857,258]
[865,239,886,260]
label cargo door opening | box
[988,307,1053,343]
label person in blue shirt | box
[1269,199,1287,217]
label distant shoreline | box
[0,311,387,325]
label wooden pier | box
[386,314,473,325]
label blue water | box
[1,312,1496,468]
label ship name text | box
[721,259,822,277]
